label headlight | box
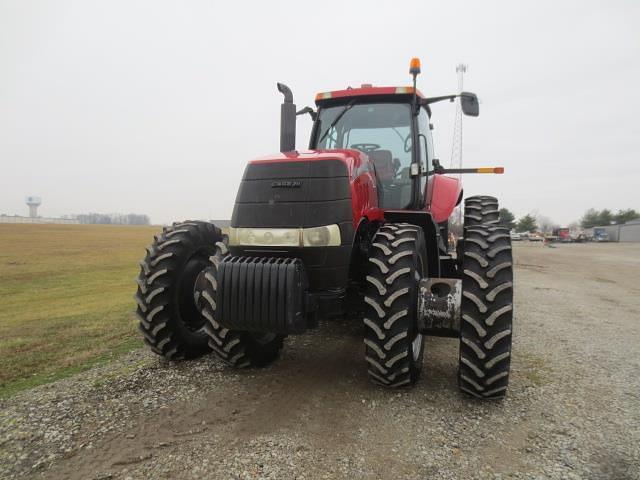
[302,225,341,247]
[228,225,341,247]
[228,227,300,247]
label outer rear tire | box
[363,223,426,387]
[464,196,500,229]
[135,221,221,360]
[458,224,513,398]
[196,241,285,368]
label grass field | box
[0,223,160,397]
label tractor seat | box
[368,150,394,182]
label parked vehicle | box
[592,227,610,242]
[134,59,513,398]
[510,231,522,241]
[572,233,587,243]
[552,228,572,243]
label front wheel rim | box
[412,334,423,361]
[251,332,277,345]
[411,263,424,362]
[178,254,211,332]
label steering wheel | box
[350,143,380,153]
[403,134,412,153]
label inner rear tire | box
[464,196,500,229]
[195,241,284,368]
[363,223,426,387]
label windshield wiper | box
[317,100,356,145]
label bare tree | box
[76,212,150,225]
[449,206,463,237]
[535,214,555,234]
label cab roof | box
[314,85,425,107]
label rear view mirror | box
[460,92,479,117]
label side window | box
[417,108,434,191]
[323,126,338,149]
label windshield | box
[314,103,414,209]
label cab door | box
[417,107,435,208]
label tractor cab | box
[294,60,481,216]
[311,88,431,210]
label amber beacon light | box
[409,57,421,75]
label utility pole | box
[449,63,467,170]
[450,64,467,231]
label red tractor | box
[135,59,513,398]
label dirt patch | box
[1,243,639,479]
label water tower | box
[25,196,42,218]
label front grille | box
[231,160,353,236]
[229,159,354,291]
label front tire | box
[196,242,285,368]
[135,221,221,360]
[363,223,426,387]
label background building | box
[0,215,79,224]
[593,219,640,242]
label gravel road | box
[1,243,639,479]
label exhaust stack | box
[277,83,296,153]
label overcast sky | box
[1,0,639,225]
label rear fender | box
[425,175,463,223]
[349,217,382,284]
[383,210,441,277]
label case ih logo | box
[271,180,302,188]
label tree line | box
[76,213,150,225]
[579,209,639,228]
[498,209,539,232]
[496,207,639,233]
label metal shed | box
[601,224,621,242]
[593,219,640,242]
[619,219,640,242]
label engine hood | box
[249,149,370,179]
[232,151,356,233]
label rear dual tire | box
[196,242,285,367]
[135,221,220,360]
[459,209,514,398]
[464,196,500,229]
[136,222,283,366]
